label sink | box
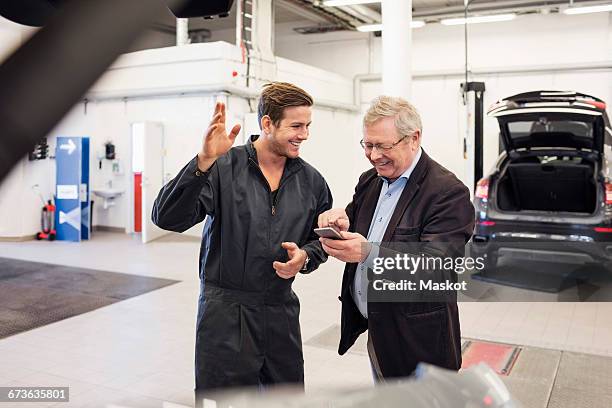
[92,188,124,209]
[92,188,124,199]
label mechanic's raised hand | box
[197,102,241,169]
[317,208,350,232]
[320,231,369,263]
[273,242,308,279]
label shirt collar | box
[381,146,422,185]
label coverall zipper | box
[249,158,296,216]
[249,158,274,215]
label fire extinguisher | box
[32,184,56,241]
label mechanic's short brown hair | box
[257,82,313,129]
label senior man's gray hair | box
[363,95,423,138]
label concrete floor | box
[0,231,611,407]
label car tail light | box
[475,178,489,199]
[580,99,606,110]
[479,221,496,226]
[594,227,612,233]
[606,182,612,205]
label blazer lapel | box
[382,151,430,242]
[355,177,383,237]
[344,177,382,286]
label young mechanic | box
[152,82,333,393]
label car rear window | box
[508,119,593,137]
[507,118,594,148]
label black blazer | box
[338,150,475,378]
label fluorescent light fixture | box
[356,21,426,32]
[356,24,381,32]
[441,13,516,25]
[563,4,612,15]
[322,0,380,6]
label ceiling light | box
[322,0,380,6]
[441,13,516,25]
[356,21,425,32]
[356,24,381,32]
[563,4,612,15]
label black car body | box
[472,90,612,274]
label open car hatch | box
[487,91,609,153]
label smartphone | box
[314,227,344,240]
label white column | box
[381,0,412,98]
[252,0,274,59]
[176,18,189,46]
[607,11,612,60]
[250,0,276,84]
[235,0,243,47]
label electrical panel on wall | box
[28,138,49,161]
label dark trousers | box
[194,283,304,394]
[367,334,384,383]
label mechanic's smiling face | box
[363,116,420,180]
[267,106,312,159]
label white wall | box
[276,12,612,76]
[0,158,54,238]
[0,18,42,237]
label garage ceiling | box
[414,0,465,6]
[155,0,606,35]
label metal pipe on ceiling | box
[287,0,612,29]
[335,4,381,24]
[276,0,331,23]
[412,0,603,18]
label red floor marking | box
[461,340,521,376]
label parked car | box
[471,90,612,276]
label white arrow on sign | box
[59,139,76,155]
[59,207,80,231]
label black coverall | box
[152,136,332,391]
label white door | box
[135,122,168,243]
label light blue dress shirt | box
[352,147,422,318]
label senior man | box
[318,96,474,380]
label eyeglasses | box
[360,134,409,153]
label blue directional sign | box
[55,136,90,242]
[80,137,90,240]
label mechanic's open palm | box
[200,101,241,160]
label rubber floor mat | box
[0,257,179,339]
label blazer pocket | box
[394,227,420,235]
[396,306,449,366]
[391,231,420,242]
